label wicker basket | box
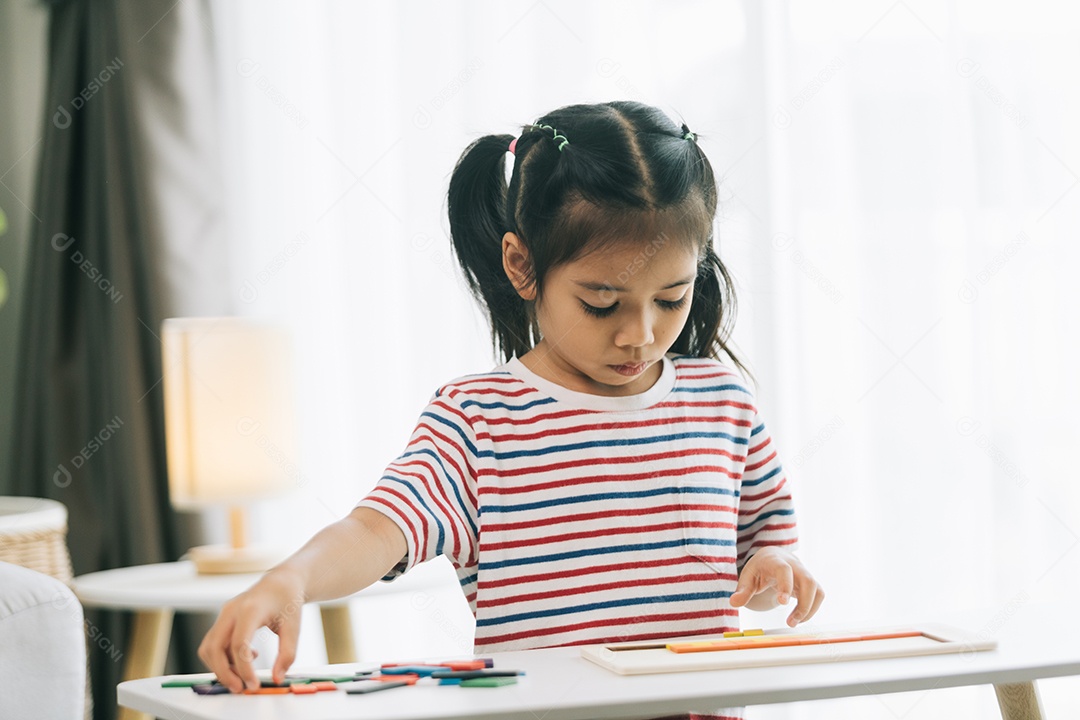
[0,497,74,582]
[0,497,89,720]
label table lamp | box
[161,317,297,574]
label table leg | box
[994,681,1045,720]
[319,605,357,663]
[118,609,174,720]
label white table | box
[117,604,1077,720]
[74,560,449,720]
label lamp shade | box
[161,317,298,509]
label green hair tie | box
[683,131,696,142]
[531,123,570,152]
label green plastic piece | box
[460,676,518,687]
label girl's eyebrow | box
[574,275,695,293]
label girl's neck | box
[517,342,665,398]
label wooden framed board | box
[580,624,997,675]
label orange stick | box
[667,630,925,654]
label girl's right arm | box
[198,506,407,692]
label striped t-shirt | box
[359,353,798,717]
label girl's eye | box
[580,301,617,318]
[657,296,689,311]
[580,296,688,318]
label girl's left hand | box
[728,547,824,627]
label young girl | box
[200,101,824,719]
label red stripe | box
[363,493,424,563]
[476,608,740,647]
[744,449,777,473]
[477,571,737,609]
[747,436,772,457]
[482,504,732,533]
[481,407,600,427]
[481,520,736,552]
[482,414,752,443]
[739,522,797,536]
[389,459,463,559]
[653,400,754,411]
[407,422,477,508]
[477,447,745,479]
[478,554,736,590]
[737,536,798,562]
[479,464,741,496]
[460,385,535,397]
[739,481,786,504]
[675,371,739,380]
[431,397,474,429]
[446,375,522,388]
[737,490,792,516]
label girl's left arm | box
[730,396,823,626]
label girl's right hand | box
[198,569,306,692]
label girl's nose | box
[615,312,654,348]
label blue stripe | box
[380,474,445,557]
[478,537,734,571]
[476,589,734,627]
[483,430,747,461]
[673,383,751,395]
[737,508,795,532]
[459,397,557,412]
[750,422,766,438]
[740,466,782,488]
[458,572,478,587]
[480,484,736,515]
[420,411,478,457]
[394,448,479,539]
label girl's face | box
[505,232,698,397]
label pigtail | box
[447,134,537,362]
[673,243,753,382]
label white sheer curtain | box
[212,1,1079,715]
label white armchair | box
[0,561,87,720]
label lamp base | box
[186,544,285,575]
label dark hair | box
[447,101,746,376]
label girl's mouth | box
[609,362,647,377]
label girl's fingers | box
[199,618,246,694]
[729,567,763,606]
[788,576,825,626]
[805,584,826,621]
[773,563,795,605]
[272,620,301,685]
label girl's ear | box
[502,232,537,301]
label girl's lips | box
[610,362,648,377]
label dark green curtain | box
[10,1,224,718]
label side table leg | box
[118,609,174,720]
[994,681,1045,720]
[320,605,357,664]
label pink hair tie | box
[508,137,518,155]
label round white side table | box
[73,559,450,720]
